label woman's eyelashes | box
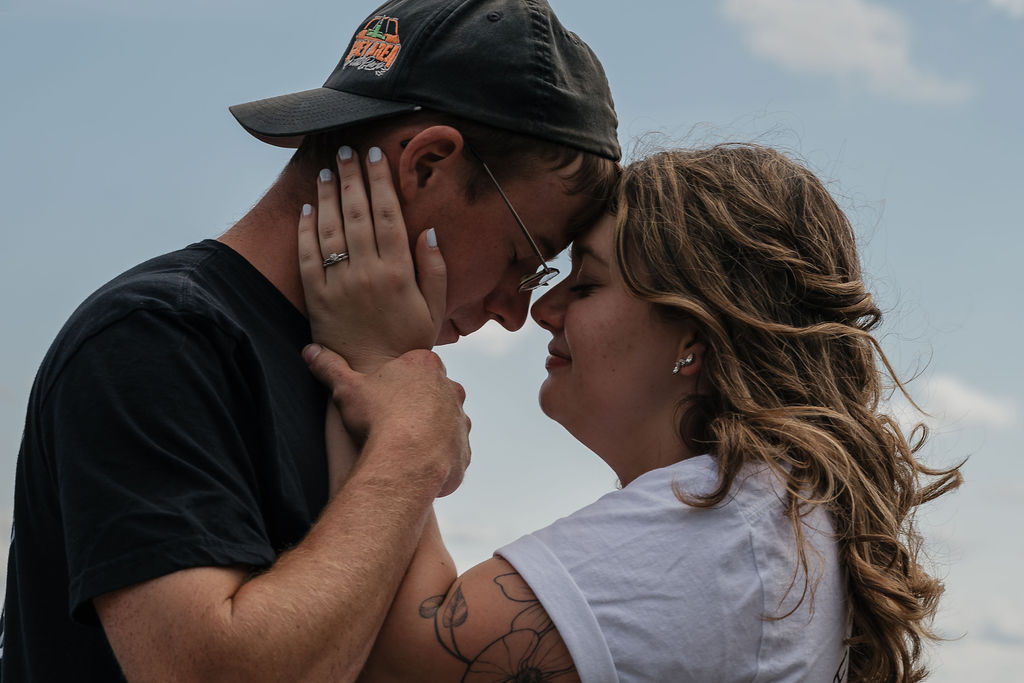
[568,282,597,297]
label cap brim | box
[229,87,422,148]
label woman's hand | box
[304,345,471,499]
[298,145,447,373]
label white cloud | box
[721,0,972,104]
[927,374,1019,429]
[926,587,1024,681]
[978,617,1024,646]
[883,373,1019,432]
[884,389,927,437]
[990,0,1024,18]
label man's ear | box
[397,125,465,201]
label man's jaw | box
[435,319,466,346]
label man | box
[0,0,619,679]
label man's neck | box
[218,168,311,317]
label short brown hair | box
[290,110,619,218]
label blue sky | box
[2,0,1021,677]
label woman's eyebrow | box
[570,241,608,267]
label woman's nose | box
[530,281,567,332]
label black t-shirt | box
[1,240,328,681]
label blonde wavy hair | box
[613,144,962,682]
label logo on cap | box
[344,16,402,77]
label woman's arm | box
[309,348,578,682]
[361,534,579,682]
[300,146,447,497]
[302,148,579,681]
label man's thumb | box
[302,344,355,392]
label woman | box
[299,142,961,682]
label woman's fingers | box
[415,228,447,334]
[365,147,412,265]
[316,167,348,262]
[299,143,443,366]
[297,202,325,290]
[336,145,376,260]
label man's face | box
[428,163,597,345]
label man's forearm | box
[226,437,449,682]
[97,432,451,683]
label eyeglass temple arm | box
[463,144,551,269]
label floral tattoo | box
[418,572,577,682]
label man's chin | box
[435,321,461,346]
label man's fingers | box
[415,228,448,334]
[450,379,467,405]
[302,344,357,396]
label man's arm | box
[95,348,469,683]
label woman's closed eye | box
[568,283,597,297]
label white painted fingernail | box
[338,145,353,161]
[367,146,383,163]
[426,228,437,248]
[302,203,313,217]
[319,168,332,183]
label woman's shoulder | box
[581,454,794,529]
[501,454,805,580]
[498,454,848,682]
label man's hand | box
[304,344,470,498]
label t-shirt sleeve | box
[497,534,619,683]
[496,458,765,682]
[41,309,277,622]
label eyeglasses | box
[462,142,560,292]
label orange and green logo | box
[343,15,402,77]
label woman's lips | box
[545,345,570,370]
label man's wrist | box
[356,432,454,496]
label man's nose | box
[484,286,531,331]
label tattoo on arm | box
[418,572,577,681]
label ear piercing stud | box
[672,354,695,375]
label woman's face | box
[530,215,696,483]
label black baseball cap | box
[229,0,620,160]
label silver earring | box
[672,354,695,375]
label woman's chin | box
[538,384,578,437]
[536,382,560,422]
